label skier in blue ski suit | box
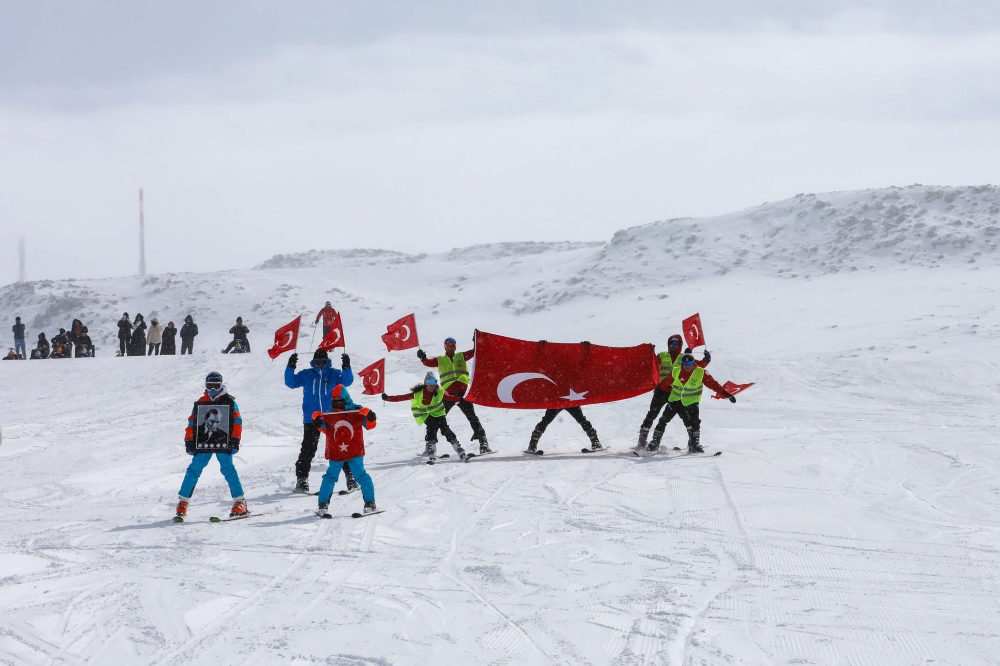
[284,348,355,493]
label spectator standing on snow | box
[12,317,26,359]
[130,314,148,356]
[161,321,178,355]
[180,315,198,355]
[148,318,164,355]
[117,313,133,356]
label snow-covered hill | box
[1,186,1000,666]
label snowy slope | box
[1,186,1000,666]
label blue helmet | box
[444,337,457,346]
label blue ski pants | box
[318,456,374,504]
[14,339,25,358]
[179,452,244,499]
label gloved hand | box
[684,347,692,354]
[417,349,427,360]
[313,414,324,428]
[230,438,240,453]
[381,392,388,401]
[185,440,195,455]
[288,352,298,369]
[366,410,377,423]
[582,341,591,345]
[341,353,350,369]
[725,393,736,403]
[539,340,547,344]
[702,350,712,363]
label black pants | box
[181,339,193,355]
[162,342,176,355]
[322,325,330,338]
[296,423,354,485]
[223,338,251,353]
[119,338,128,356]
[642,387,677,443]
[444,399,486,440]
[672,402,700,430]
[148,343,161,355]
[531,407,599,446]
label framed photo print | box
[194,404,231,451]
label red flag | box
[317,312,346,351]
[381,313,419,352]
[318,410,368,461]
[712,381,755,399]
[358,358,385,395]
[466,330,658,410]
[682,313,706,349]
[267,316,301,360]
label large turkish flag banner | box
[320,410,368,461]
[466,330,658,409]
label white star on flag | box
[339,443,349,452]
[560,388,588,401]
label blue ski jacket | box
[285,361,355,423]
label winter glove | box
[702,350,712,363]
[539,340,547,344]
[288,352,298,369]
[366,410,377,423]
[313,414,324,428]
[184,440,195,455]
[381,392,388,401]
[417,349,427,360]
[341,353,351,369]
[684,347,692,354]
[725,393,736,403]
[230,438,240,453]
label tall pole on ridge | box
[18,236,26,283]
[139,188,147,277]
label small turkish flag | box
[682,313,706,349]
[466,330,658,410]
[267,316,301,359]
[712,381,755,399]
[358,358,385,395]
[381,313,419,352]
[317,313,346,351]
[319,410,368,461]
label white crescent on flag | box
[330,329,342,344]
[398,325,411,341]
[332,420,355,442]
[279,330,294,347]
[369,368,381,385]
[497,373,557,404]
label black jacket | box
[12,323,25,340]
[162,326,178,344]
[229,325,249,341]
[117,319,133,339]
[180,323,199,340]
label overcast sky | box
[2,1,999,283]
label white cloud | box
[1,27,998,282]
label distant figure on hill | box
[12,316,26,359]
[33,332,50,359]
[161,321,178,355]
[148,318,164,355]
[222,317,250,354]
[117,313,133,357]
[180,315,198,355]
[315,302,339,338]
[130,314,148,356]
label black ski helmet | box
[206,371,223,386]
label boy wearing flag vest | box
[417,336,493,454]
[637,334,711,452]
[312,384,378,516]
[383,372,470,460]
[660,353,735,453]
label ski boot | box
[343,466,358,493]
[363,501,378,515]
[294,477,310,494]
[635,427,649,451]
[174,498,189,520]
[478,437,494,455]
[586,429,604,451]
[230,499,249,518]
[420,439,437,457]
[646,438,661,453]
[316,502,330,517]
[687,427,704,454]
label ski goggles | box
[668,339,682,347]
[681,359,695,367]
[425,378,439,385]
[206,381,223,390]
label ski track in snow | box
[2,233,1000,664]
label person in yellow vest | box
[382,372,470,460]
[417,337,493,454]
[637,334,711,452]
[658,353,735,453]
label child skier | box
[174,371,247,521]
[382,372,471,460]
[416,336,493,454]
[660,353,736,453]
[312,384,378,517]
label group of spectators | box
[6,316,96,360]
[116,313,200,356]
[6,312,251,361]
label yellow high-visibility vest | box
[657,351,681,382]
[411,389,446,425]
[437,353,470,389]
[669,366,705,406]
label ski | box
[671,447,721,457]
[427,453,476,465]
[338,486,360,496]
[523,449,544,456]
[351,510,385,519]
[317,510,333,519]
[477,450,498,456]
[290,491,320,497]
[580,447,610,454]
[172,516,185,523]
[417,452,450,459]
[209,513,261,523]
